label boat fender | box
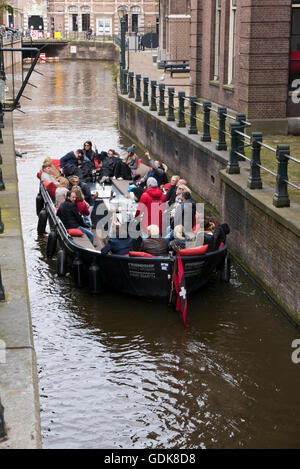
[37,208,48,235]
[89,262,102,294]
[46,230,57,258]
[220,253,231,282]
[36,193,44,216]
[72,255,84,288]
[57,247,67,277]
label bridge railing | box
[119,69,300,208]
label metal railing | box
[119,69,300,208]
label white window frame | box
[213,0,222,81]
[228,0,237,85]
[96,17,112,35]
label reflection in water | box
[13,61,300,449]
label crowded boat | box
[36,140,231,321]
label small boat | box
[36,161,231,300]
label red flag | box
[171,253,187,327]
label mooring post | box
[142,77,149,106]
[167,87,175,121]
[236,113,247,159]
[0,398,6,438]
[0,207,4,233]
[216,106,227,151]
[248,132,263,189]
[188,96,198,134]
[0,266,5,301]
[177,91,186,127]
[122,69,128,95]
[202,101,212,141]
[158,83,166,116]
[150,80,157,111]
[135,74,142,102]
[128,71,134,98]
[227,122,241,174]
[273,144,290,208]
[0,103,4,129]
[0,167,5,190]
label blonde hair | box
[69,175,80,184]
[72,186,85,201]
[177,184,190,193]
[147,224,160,237]
[57,177,69,189]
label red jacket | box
[135,187,166,233]
[76,200,90,216]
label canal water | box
[13,61,300,449]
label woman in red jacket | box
[135,177,166,235]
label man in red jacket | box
[135,177,166,235]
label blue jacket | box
[101,237,133,255]
[60,151,78,168]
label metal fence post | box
[158,84,166,116]
[150,80,157,111]
[143,77,149,106]
[177,91,186,127]
[202,101,211,141]
[167,87,175,121]
[188,96,198,134]
[0,167,4,190]
[216,106,227,151]
[248,132,263,189]
[0,207,3,233]
[135,74,142,102]
[122,69,128,95]
[0,103,4,129]
[0,266,4,301]
[236,113,246,159]
[128,71,134,98]
[227,122,241,174]
[273,144,290,207]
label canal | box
[13,60,300,449]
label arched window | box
[213,0,222,81]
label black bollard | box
[0,267,5,301]
[73,254,84,288]
[89,261,102,294]
[0,398,6,438]
[0,207,4,234]
[0,153,2,164]
[0,167,5,190]
[0,103,4,129]
[37,208,47,235]
[46,230,57,258]
[36,192,44,216]
[57,247,67,277]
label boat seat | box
[71,233,97,250]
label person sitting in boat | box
[60,149,84,177]
[41,157,60,180]
[100,222,134,256]
[174,191,197,232]
[165,175,180,206]
[99,149,119,183]
[40,163,59,184]
[83,141,98,162]
[55,177,69,208]
[139,224,169,256]
[135,177,167,235]
[57,190,94,244]
[68,175,94,206]
[169,225,196,252]
[113,145,138,181]
[137,151,168,188]
[71,186,92,227]
[128,184,144,202]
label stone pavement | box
[127,49,191,97]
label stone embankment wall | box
[54,41,119,61]
[118,94,300,324]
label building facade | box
[159,0,300,129]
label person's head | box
[174,225,185,241]
[74,149,84,159]
[42,163,52,173]
[176,184,189,196]
[67,190,77,203]
[182,191,192,201]
[57,177,69,188]
[43,157,53,166]
[208,216,219,231]
[83,141,92,151]
[72,186,84,202]
[178,178,187,186]
[69,175,80,186]
[170,175,180,186]
[147,224,160,238]
[147,177,158,188]
[127,144,136,155]
[107,149,114,158]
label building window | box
[96,18,112,35]
[228,0,237,85]
[290,1,300,89]
[82,14,90,32]
[213,0,222,81]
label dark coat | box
[60,151,78,169]
[57,199,84,230]
[101,237,134,255]
[140,238,169,256]
[166,185,177,206]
